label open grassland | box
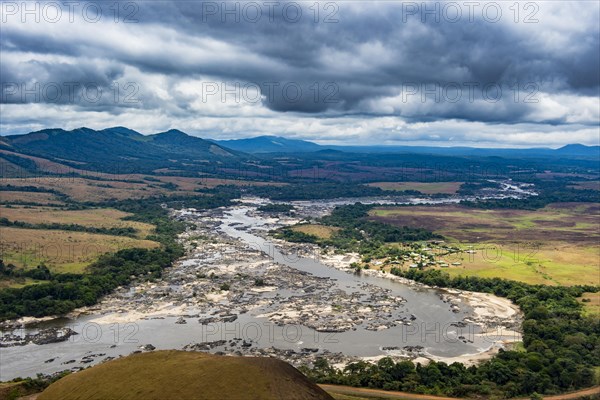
[153,175,286,189]
[0,206,154,238]
[0,191,65,205]
[0,177,181,202]
[38,350,333,400]
[291,224,341,239]
[579,292,600,318]
[369,203,600,286]
[0,227,158,274]
[366,181,463,194]
[0,175,284,202]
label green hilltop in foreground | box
[38,350,334,400]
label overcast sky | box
[1,1,599,147]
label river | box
[0,189,526,380]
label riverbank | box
[0,202,523,380]
[286,239,523,366]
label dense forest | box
[302,269,600,398]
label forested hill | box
[1,127,244,173]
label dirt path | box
[15,384,600,400]
[320,384,600,400]
[539,386,600,399]
[320,384,459,399]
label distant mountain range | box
[1,128,598,175]
[214,135,322,153]
[216,135,599,158]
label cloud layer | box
[1,1,599,147]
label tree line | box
[302,268,600,398]
[275,203,440,256]
[0,218,138,237]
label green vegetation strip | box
[275,204,440,256]
[0,218,138,237]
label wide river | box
[0,189,529,380]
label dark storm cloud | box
[0,0,598,138]
[133,2,599,90]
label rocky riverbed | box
[0,198,523,378]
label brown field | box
[0,227,158,273]
[0,175,284,202]
[200,177,286,188]
[291,224,341,239]
[367,181,463,194]
[150,176,285,190]
[370,203,599,244]
[0,177,166,201]
[369,203,600,286]
[0,206,155,238]
[0,149,285,202]
[0,176,212,202]
[0,191,64,205]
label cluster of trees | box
[301,268,600,397]
[457,180,501,195]
[257,203,294,213]
[276,204,439,256]
[0,247,182,320]
[245,183,387,200]
[0,218,138,237]
[96,198,188,244]
[2,371,71,400]
[321,203,440,242]
[0,185,64,195]
[0,262,52,281]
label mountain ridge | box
[2,127,598,166]
[215,135,599,158]
[2,127,243,173]
[214,135,323,153]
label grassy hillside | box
[38,350,334,400]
